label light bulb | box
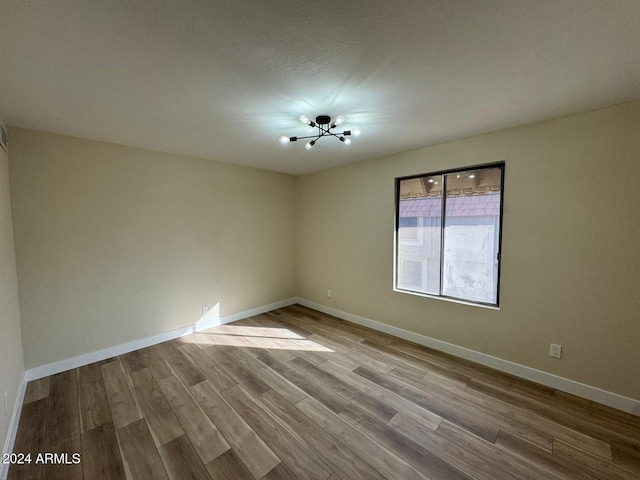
[353,129,361,136]
[279,136,290,144]
[343,137,351,145]
[334,115,345,125]
[305,140,315,150]
[469,174,475,179]
[299,115,310,125]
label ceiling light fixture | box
[279,115,360,150]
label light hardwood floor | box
[8,304,640,479]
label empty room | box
[1,1,640,479]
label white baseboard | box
[24,297,297,382]
[1,372,28,480]
[295,298,640,416]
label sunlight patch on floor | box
[206,325,305,340]
[186,326,333,352]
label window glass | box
[442,167,502,304]
[397,175,441,295]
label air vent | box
[0,124,6,152]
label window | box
[395,163,504,306]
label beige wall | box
[296,100,640,401]
[9,128,296,368]
[0,137,24,451]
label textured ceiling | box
[1,1,640,175]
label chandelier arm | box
[326,131,351,138]
[292,130,351,141]
[294,134,325,140]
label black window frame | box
[394,162,505,307]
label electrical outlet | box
[549,343,562,359]
[202,305,209,315]
[327,289,332,298]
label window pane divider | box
[439,173,447,297]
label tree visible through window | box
[395,164,504,306]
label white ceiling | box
[1,1,640,175]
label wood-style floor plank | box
[339,401,474,480]
[246,312,314,337]
[9,304,640,480]
[129,368,184,448]
[116,418,168,480]
[258,389,387,480]
[288,356,396,422]
[466,377,613,459]
[101,360,143,429]
[179,342,237,392]
[419,371,555,450]
[354,364,500,442]
[158,435,211,480]
[222,384,334,480]
[349,339,429,380]
[256,350,351,413]
[554,389,640,437]
[318,360,442,431]
[155,341,206,387]
[205,449,254,480]
[42,420,82,480]
[81,422,126,480]
[7,398,47,480]
[22,377,50,405]
[296,396,429,480]
[46,370,78,427]
[552,439,640,480]
[372,338,475,386]
[157,375,230,464]
[261,462,302,480]
[43,370,82,480]
[206,345,271,396]
[119,350,149,374]
[190,380,280,480]
[145,346,175,382]
[436,421,565,480]
[229,347,308,404]
[495,429,601,480]
[77,362,111,432]
[388,413,519,480]
[386,339,513,390]
[613,443,640,474]
[307,332,393,373]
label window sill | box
[393,288,500,310]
